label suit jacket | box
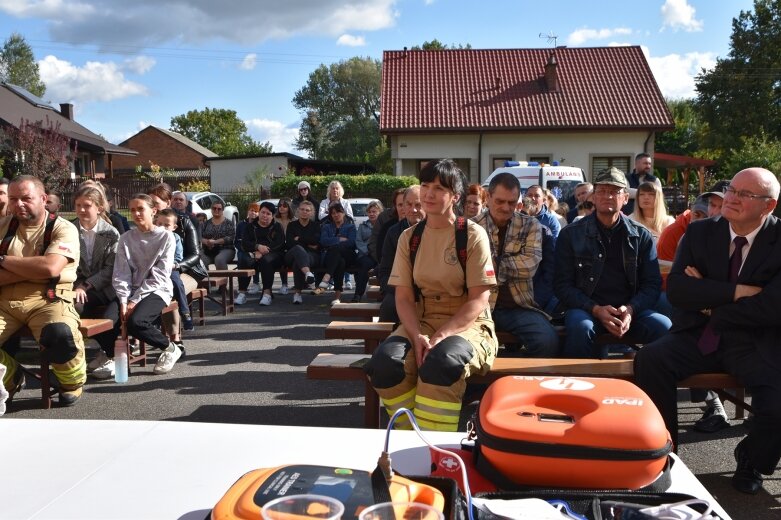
[667,215,781,370]
[76,218,120,301]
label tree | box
[655,98,706,156]
[695,0,781,152]
[292,57,382,163]
[721,131,781,177]
[0,33,45,97]
[0,118,73,190]
[170,108,272,157]
[410,39,472,50]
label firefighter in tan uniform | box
[365,160,498,431]
[0,176,86,406]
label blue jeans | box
[563,308,671,359]
[492,307,560,357]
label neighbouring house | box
[0,82,137,178]
[208,153,376,193]
[380,46,674,183]
[112,125,217,174]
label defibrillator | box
[211,464,445,520]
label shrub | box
[180,180,211,192]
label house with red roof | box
[0,82,137,178]
[112,125,217,175]
[380,46,674,182]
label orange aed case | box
[473,376,672,490]
[211,465,445,520]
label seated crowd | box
[1,153,780,495]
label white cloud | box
[336,34,366,47]
[38,55,149,103]
[0,0,399,47]
[661,0,703,32]
[567,27,632,46]
[123,55,156,74]
[240,53,257,70]
[245,118,300,154]
[643,47,716,99]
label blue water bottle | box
[114,337,129,383]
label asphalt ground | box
[3,282,779,519]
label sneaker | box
[305,272,315,285]
[694,402,730,433]
[58,387,83,407]
[259,293,272,306]
[327,281,334,290]
[153,344,183,374]
[318,280,330,290]
[345,281,354,290]
[130,340,141,357]
[91,359,115,380]
[331,298,341,306]
[182,314,195,331]
[293,293,303,305]
[279,284,289,295]
[87,350,110,373]
[174,341,185,358]
[235,292,247,305]
[247,283,261,295]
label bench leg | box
[198,294,206,325]
[40,348,52,409]
[365,379,381,428]
[220,286,229,316]
[364,339,380,355]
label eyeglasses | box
[594,188,624,198]
[723,186,772,201]
[299,187,309,191]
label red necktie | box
[697,236,748,355]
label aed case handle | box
[515,411,575,423]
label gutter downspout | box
[643,131,653,153]
[478,132,483,183]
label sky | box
[0,0,756,157]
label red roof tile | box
[380,47,673,133]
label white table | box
[0,419,729,520]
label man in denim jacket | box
[554,167,671,358]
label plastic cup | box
[358,502,444,520]
[261,494,345,520]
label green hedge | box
[270,174,419,206]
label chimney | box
[544,53,560,93]
[60,103,74,120]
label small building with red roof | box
[380,46,674,182]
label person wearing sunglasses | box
[200,203,236,270]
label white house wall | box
[210,157,289,192]
[390,131,652,182]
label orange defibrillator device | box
[211,465,445,520]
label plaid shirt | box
[473,211,543,310]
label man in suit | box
[635,167,781,495]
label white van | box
[482,161,586,202]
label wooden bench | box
[21,318,115,409]
[330,302,383,319]
[207,268,256,313]
[200,276,229,316]
[308,352,751,428]
[188,287,207,326]
[318,320,750,428]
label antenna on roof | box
[538,31,558,47]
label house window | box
[492,156,513,170]
[592,156,631,177]
[528,155,551,164]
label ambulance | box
[481,161,587,202]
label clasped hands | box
[413,332,446,367]
[593,304,632,338]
